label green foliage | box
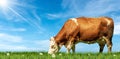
[0,52,120,59]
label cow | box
[48,17,114,54]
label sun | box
[0,0,9,8]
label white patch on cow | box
[48,37,58,54]
[105,18,111,26]
[50,37,55,45]
[71,18,78,25]
[67,43,72,49]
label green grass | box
[0,52,120,59]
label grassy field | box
[0,52,120,59]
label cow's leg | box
[58,44,63,52]
[72,44,75,53]
[65,41,73,53]
[66,46,71,53]
[98,43,105,53]
[66,48,71,53]
[103,36,112,53]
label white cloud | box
[10,28,26,31]
[114,23,120,35]
[0,44,41,51]
[0,44,27,50]
[0,33,29,51]
[0,33,23,43]
[0,33,45,51]
[46,14,61,19]
[33,11,41,23]
[111,15,120,35]
[84,0,120,16]
[34,40,49,51]
[0,39,50,51]
[0,25,26,32]
[48,0,120,19]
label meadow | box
[0,52,120,59]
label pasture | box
[0,52,120,59]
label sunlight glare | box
[0,0,9,8]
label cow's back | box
[77,17,101,31]
[76,17,114,41]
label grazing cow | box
[48,17,114,54]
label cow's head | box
[48,37,59,54]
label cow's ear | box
[50,37,55,41]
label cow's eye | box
[51,45,54,48]
[51,45,55,49]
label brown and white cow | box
[48,17,114,54]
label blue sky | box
[0,0,120,52]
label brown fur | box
[54,17,114,53]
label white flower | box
[6,53,10,56]
[52,54,56,58]
[59,53,62,56]
[113,54,116,57]
[88,54,91,56]
[39,53,43,55]
[22,55,24,56]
